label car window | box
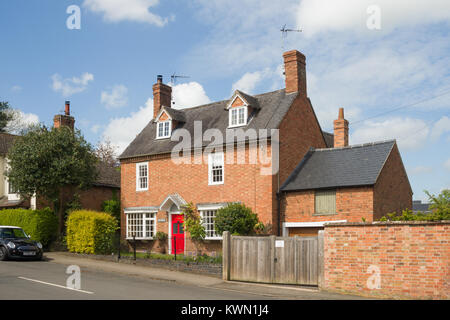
[0,228,27,239]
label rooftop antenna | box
[170,73,190,85]
[170,73,191,107]
[280,24,302,51]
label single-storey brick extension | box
[119,49,412,255]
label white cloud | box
[91,124,102,134]
[6,110,40,134]
[51,72,94,97]
[444,158,450,171]
[350,117,429,151]
[171,82,211,109]
[297,0,450,36]
[102,98,154,154]
[231,68,277,95]
[430,116,450,141]
[11,85,22,92]
[409,166,433,175]
[83,0,169,26]
[101,84,128,109]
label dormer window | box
[227,90,259,128]
[157,120,171,139]
[230,106,247,127]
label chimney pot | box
[152,75,172,120]
[283,50,307,95]
[65,101,70,116]
[333,108,349,148]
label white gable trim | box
[154,107,172,122]
[226,92,249,110]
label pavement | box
[0,252,368,300]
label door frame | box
[168,211,185,255]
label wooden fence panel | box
[227,235,319,286]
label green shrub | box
[101,191,121,223]
[215,203,259,236]
[66,210,118,254]
[0,208,57,247]
[182,203,205,241]
[380,190,450,222]
[154,231,168,241]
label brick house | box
[0,102,120,212]
[118,49,412,255]
[279,109,413,237]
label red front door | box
[171,214,184,255]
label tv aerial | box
[280,24,302,50]
[170,73,190,84]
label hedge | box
[0,208,57,247]
[66,210,117,254]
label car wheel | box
[35,253,43,261]
[0,247,9,261]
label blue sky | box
[0,0,449,201]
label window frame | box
[125,211,157,240]
[136,162,149,191]
[314,189,337,215]
[156,120,172,139]
[208,152,224,185]
[228,106,248,128]
[199,205,224,240]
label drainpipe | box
[276,191,282,236]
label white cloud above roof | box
[83,0,169,26]
[51,72,94,97]
[101,84,128,109]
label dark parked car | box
[0,226,43,261]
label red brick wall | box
[281,187,375,224]
[278,96,327,186]
[323,221,450,299]
[120,143,276,254]
[373,143,412,220]
[37,186,119,212]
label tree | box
[94,139,119,167]
[6,124,98,236]
[0,101,15,132]
[215,203,259,236]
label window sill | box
[126,237,154,241]
[136,189,149,192]
[208,182,224,186]
[227,124,247,129]
[155,136,171,140]
[204,237,223,241]
[313,212,337,216]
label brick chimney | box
[152,75,172,119]
[54,101,75,130]
[283,50,307,95]
[333,108,349,148]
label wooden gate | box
[222,231,324,286]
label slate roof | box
[163,107,186,122]
[412,200,432,213]
[94,163,121,188]
[322,132,334,148]
[232,90,260,109]
[119,89,298,159]
[281,140,396,192]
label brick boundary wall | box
[323,221,450,299]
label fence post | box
[174,236,177,261]
[117,227,121,261]
[133,234,136,261]
[270,235,276,283]
[318,230,324,289]
[222,231,231,281]
[294,235,299,284]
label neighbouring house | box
[0,102,120,213]
[119,49,413,256]
[412,200,432,214]
[279,109,413,237]
[0,132,32,209]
